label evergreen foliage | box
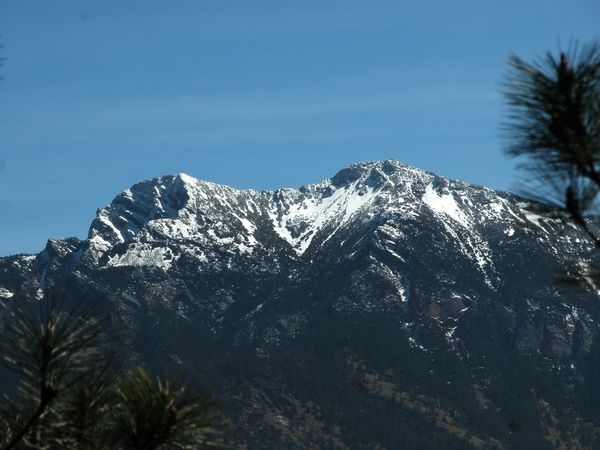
[110,367,221,449]
[0,291,224,449]
[501,38,600,249]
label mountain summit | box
[86,160,539,268]
[2,160,600,448]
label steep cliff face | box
[2,160,600,448]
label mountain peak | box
[80,161,508,266]
[80,160,530,267]
[85,174,191,258]
[330,159,421,187]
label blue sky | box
[1,1,599,256]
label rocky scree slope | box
[2,159,600,449]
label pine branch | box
[0,290,122,448]
[501,38,600,240]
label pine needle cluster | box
[0,291,224,449]
[501,38,600,288]
[501,39,600,234]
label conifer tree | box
[501,38,600,285]
[0,291,224,449]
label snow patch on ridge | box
[269,181,379,255]
[107,244,175,270]
[421,183,503,288]
[422,184,469,227]
[0,287,14,298]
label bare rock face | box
[3,160,600,449]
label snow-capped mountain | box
[2,160,600,448]
[85,160,560,274]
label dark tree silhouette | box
[501,38,600,284]
[0,291,224,449]
[0,292,120,449]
